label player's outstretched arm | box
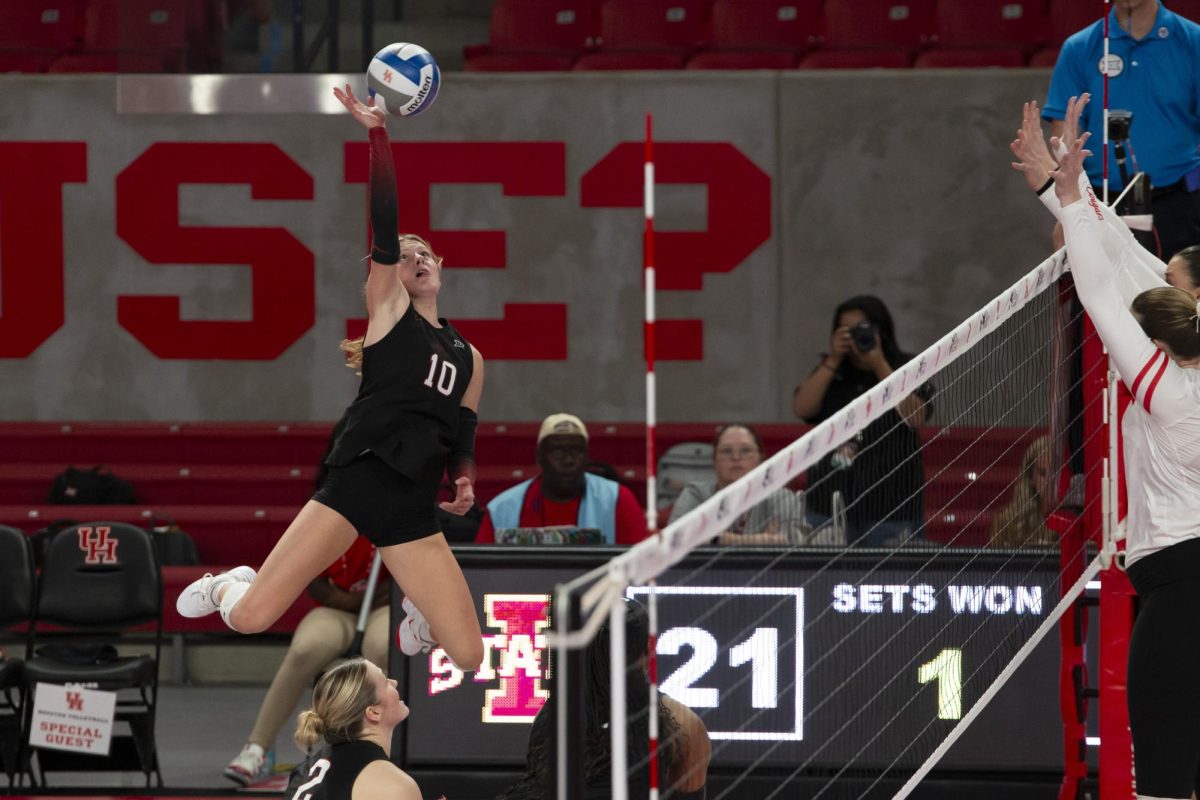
[333,84,409,323]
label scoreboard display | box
[391,547,1066,772]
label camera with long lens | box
[850,321,878,352]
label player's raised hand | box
[1062,93,1090,153]
[1010,101,1055,191]
[333,83,387,129]
[1052,132,1091,207]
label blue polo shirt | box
[1043,2,1200,191]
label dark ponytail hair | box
[1171,245,1200,292]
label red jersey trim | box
[1131,349,1164,398]
[1143,353,1170,413]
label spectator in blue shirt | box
[1044,0,1200,260]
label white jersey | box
[1056,195,1200,566]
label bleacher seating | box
[686,0,821,70]
[464,0,600,72]
[0,0,221,74]
[0,1,82,73]
[800,0,935,69]
[1030,0,1098,67]
[0,420,1040,564]
[573,0,711,70]
[915,0,1046,68]
[0,0,1151,74]
[48,0,189,73]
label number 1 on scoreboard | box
[917,648,963,720]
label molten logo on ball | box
[366,42,440,117]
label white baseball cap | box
[537,413,589,443]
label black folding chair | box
[20,522,164,786]
[0,525,34,787]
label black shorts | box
[312,452,441,547]
[1127,538,1200,797]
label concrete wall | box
[0,70,1057,423]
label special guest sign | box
[29,683,116,756]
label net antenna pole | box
[643,112,662,800]
[644,113,659,533]
[609,579,629,800]
[554,584,586,800]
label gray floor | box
[31,686,311,790]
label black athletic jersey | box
[327,303,474,485]
[803,355,935,526]
[287,741,387,800]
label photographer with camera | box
[793,295,933,548]
[1043,0,1200,261]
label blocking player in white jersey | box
[1013,97,1200,800]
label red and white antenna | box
[643,112,661,800]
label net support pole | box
[1103,0,1110,205]
[555,585,586,800]
[644,113,658,531]
[647,582,660,800]
[609,581,628,800]
[894,556,1105,800]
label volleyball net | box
[551,249,1112,799]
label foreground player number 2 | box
[423,354,458,395]
[290,758,331,800]
[917,648,963,720]
[658,627,779,709]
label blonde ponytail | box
[293,658,377,749]
[294,709,327,751]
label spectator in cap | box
[474,413,649,545]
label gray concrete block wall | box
[0,70,1062,425]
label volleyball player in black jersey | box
[289,658,421,800]
[176,84,485,673]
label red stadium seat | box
[48,52,167,72]
[914,48,1028,68]
[916,0,1044,68]
[1029,46,1058,67]
[687,49,799,68]
[822,0,937,49]
[463,0,599,72]
[1170,0,1200,23]
[491,0,600,51]
[931,0,1048,49]
[710,0,821,49]
[799,49,914,69]
[573,51,688,69]
[1030,0,1105,70]
[59,0,189,72]
[0,53,57,73]
[464,52,578,72]
[808,0,935,70]
[687,0,820,69]
[0,1,82,73]
[0,1,82,51]
[573,0,708,69]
